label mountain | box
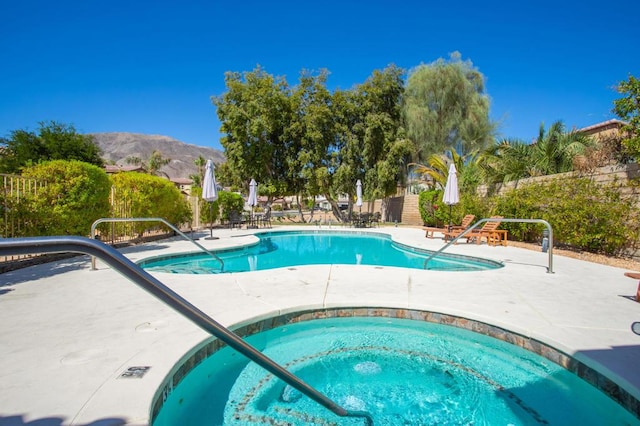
[90,132,225,180]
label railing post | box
[0,236,373,424]
[90,217,224,272]
[424,218,554,274]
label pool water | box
[153,317,639,425]
[139,231,502,273]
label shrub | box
[418,189,445,226]
[217,191,245,222]
[21,160,111,236]
[494,177,640,255]
[109,172,192,236]
[419,189,491,228]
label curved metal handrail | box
[424,218,554,273]
[90,217,224,272]
[0,236,373,424]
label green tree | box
[476,121,595,192]
[125,150,171,177]
[287,69,339,218]
[403,52,494,161]
[355,66,414,202]
[21,160,111,236]
[190,155,207,186]
[330,66,413,219]
[613,74,640,159]
[0,121,104,174]
[529,120,594,175]
[476,138,536,190]
[212,66,293,199]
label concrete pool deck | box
[1,225,640,425]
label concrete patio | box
[1,225,639,425]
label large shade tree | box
[403,52,494,161]
[212,66,293,199]
[337,65,413,208]
[287,69,337,218]
[301,66,412,217]
[0,121,103,174]
[213,65,413,222]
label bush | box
[418,189,445,226]
[217,191,245,222]
[419,189,491,228]
[494,177,640,255]
[110,172,192,236]
[21,160,111,236]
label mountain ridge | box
[90,132,225,180]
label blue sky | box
[1,1,638,152]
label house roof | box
[577,119,625,134]
[171,178,193,185]
[104,164,145,173]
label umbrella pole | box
[209,203,213,238]
[448,205,452,232]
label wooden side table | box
[488,230,508,246]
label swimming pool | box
[152,312,640,425]
[139,230,502,273]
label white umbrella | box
[356,179,363,213]
[248,179,258,228]
[442,163,459,231]
[248,179,258,207]
[202,159,218,239]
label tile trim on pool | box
[139,229,503,273]
[150,307,640,423]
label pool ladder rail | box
[0,236,374,425]
[424,217,554,274]
[90,217,224,272]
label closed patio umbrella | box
[202,159,218,239]
[442,163,459,231]
[248,179,258,228]
[356,179,363,213]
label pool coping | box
[137,229,504,273]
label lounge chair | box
[445,216,504,245]
[424,214,475,239]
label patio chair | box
[258,207,272,228]
[445,216,503,245]
[370,212,381,227]
[228,211,246,229]
[424,214,475,239]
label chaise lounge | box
[424,214,475,239]
[444,216,505,245]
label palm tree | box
[146,150,171,177]
[409,148,466,190]
[530,120,594,175]
[477,121,595,190]
[191,155,207,186]
[477,138,533,187]
[124,150,171,177]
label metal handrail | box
[90,217,224,272]
[424,218,554,273]
[0,236,373,425]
